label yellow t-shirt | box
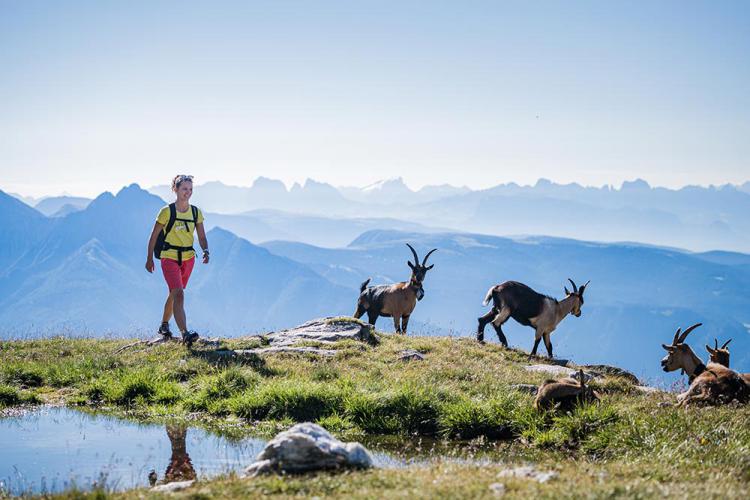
[156,205,205,261]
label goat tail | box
[482,286,496,306]
[360,278,372,293]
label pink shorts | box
[161,257,195,290]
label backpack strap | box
[164,203,178,237]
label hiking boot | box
[181,330,199,347]
[158,322,172,338]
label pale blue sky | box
[1,0,748,197]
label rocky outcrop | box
[262,318,377,346]
[245,423,374,475]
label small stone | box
[489,482,506,496]
[150,480,195,492]
[398,349,425,361]
[510,384,538,395]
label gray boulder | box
[245,423,374,476]
[263,318,377,346]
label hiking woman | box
[145,175,209,346]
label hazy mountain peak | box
[0,189,45,218]
[362,177,412,194]
[621,178,651,191]
[251,177,287,192]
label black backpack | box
[154,203,199,265]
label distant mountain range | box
[143,177,750,253]
[2,183,749,382]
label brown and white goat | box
[534,369,599,411]
[705,338,750,385]
[661,324,750,406]
[353,244,436,334]
[477,279,589,358]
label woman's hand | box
[146,258,155,273]
[202,252,210,264]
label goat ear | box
[564,286,570,295]
[426,264,434,270]
[706,344,714,354]
[407,261,415,270]
[662,343,674,351]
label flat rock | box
[263,318,377,346]
[246,423,374,475]
[497,465,557,483]
[524,364,572,377]
[398,349,425,361]
[580,364,640,385]
[151,480,195,492]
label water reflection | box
[163,424,196,484]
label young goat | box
[705,338,750,385]
[706,338,732,368]
[353,244,436,334]
[661,324,750,406]
[477,279,589,358]
[534,369,599,411]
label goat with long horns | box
[477,278,589,358]
[661,323,750,405]
[353,244,436,334]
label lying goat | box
[477,279,589,358]
[353,244,436,334]
[534,369,599,411]
[706,338,732,368]
[661,324,750,406]
[706,338,750,385]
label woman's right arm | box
[146,222,164,273]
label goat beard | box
[416,288,425,301]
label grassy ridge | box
[2,331,749,498]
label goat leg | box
[401,315,410,335]
[543,333,553,358]
[392,316,401,334]
[477,309,495,343]
[493,323,508,347]
[353,304,366,319]
[530,337,542,357]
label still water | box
[0,407,267,495]
[1,407,457,496]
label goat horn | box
[677,322,702,343]
[568,278,578,294]
[422,248,437,266]
[722,339,732,349]
[672,328,682,345]
[406,243,420,266]
[714,338,718,349]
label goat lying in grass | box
[534,369,599,411]
[477,279,588,358]
[706,338,750,386]
[353,243,436,334]
[661,324,750,406]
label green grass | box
[2,329,750,498]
